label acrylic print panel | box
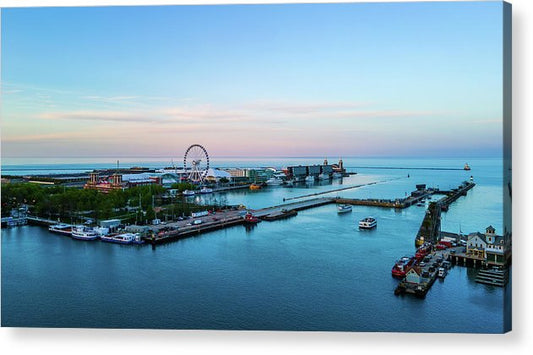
[0,1,511,333]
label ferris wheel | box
[183,144,209,183]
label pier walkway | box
[251,197,335,217]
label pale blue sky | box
[1,2,505,158]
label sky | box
[1,1,505,159]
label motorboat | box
[249,183,262,190]
[71,225,99,241]
[199,187,213,194]
[101,232,143,244]
[438,267,448,278]
[415,243,432,260]
[391,256,416,278]
[464,163,471,171]
[182,190,196,196]
[359,217,377,229]
[48,223,73,236]
[266,176,284,185]
[337,205,352,214]
[243,212,261,224]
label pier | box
[415,181,475,246]
[394,249,454,298]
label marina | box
[1,156,510,332]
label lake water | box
[1,157,511,332]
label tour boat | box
[359,217,377,229]
[182,190,196,196]
[71,225,100,241]
[337,205,352,214]
[199,187,213,194]
[391,256,416,278]
[101,232,143,245]
[464,163,471,171]
[48,223,73,236]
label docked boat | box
[464,163,471,171]
[337,205,352,214]
[415,243,432,260]
[391,256,416,279]
[284,179,294,187]
[318,173,330,181]
[359,217,377,229]
[438,267,448,278]
[266,176,284,185]
[48,223,73,236]
[305,175,315,183]
[243,212,261,224]
[199,187,213,194]
[101,232,143,244]
[182,190,196,196]
[71,225,99,241]
[249,183,262,190]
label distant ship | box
[464,163,471,171]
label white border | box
[1,1,531,354]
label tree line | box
[1,182,226,225]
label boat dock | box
[146,197,336,244]
[415,181,475,246]
[394,249,455,298]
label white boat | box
[199,187,213,194]
[48,223,73,236]
[359,217,377,229]
[438,267,448,278]
[101,232,143,244]
[318,173,330,181]
[71,225,100,241]
[337,205,352,214]
[266,176,284,185]
[182,190,196,196]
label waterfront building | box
[405,266,423,284]
[484,226,511,266]
[466,232,487,259]
[204,168,232,183]
[84,172,125,193]
[466,226,510,266]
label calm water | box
[1,157,510,332]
